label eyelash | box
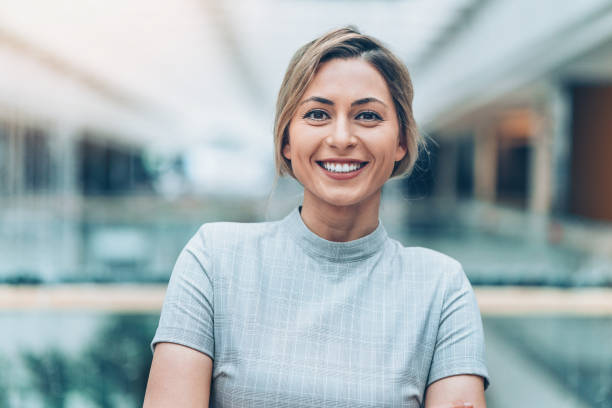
[303,109,329,120]
[355,111,382,121]
[302,109,382,121]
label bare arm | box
[424,374,486,408]
[143,342,213,408]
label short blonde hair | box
[274,26,423,179]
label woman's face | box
[283,57,406,210]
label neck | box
[300,190,381,242]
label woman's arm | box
[424,374,486,408]
[143,342,213,407]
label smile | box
[317,161,368,173]
[316,160,369,180]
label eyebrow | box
[300,96,334,106]
[299,96,388,108]
[351,97,388,108]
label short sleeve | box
[150,226,214,360]
[427,263,490,389]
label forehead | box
[303,58,392,102]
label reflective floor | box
[484,316,612,408]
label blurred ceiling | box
[2,0,612,154]
[0,0,479,152]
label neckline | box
[281,206,388,263]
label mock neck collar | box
[281,206,387,263]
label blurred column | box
[474,122,498,203]
[3,111,26,276]
[528,112,553,215]
[7,112,24,201]
[0,115,6,198]
[53,126,82,279]
[549,85,572,215]
[433,138,459,203]
[9,113,25,234]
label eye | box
[303,109,330,121]
[356,111,382,121]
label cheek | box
[288,124,319,156]
[370,129,401,159]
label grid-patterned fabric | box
[151,207,489,407]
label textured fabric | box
[151,207,489,407]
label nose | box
[326,117,356,150]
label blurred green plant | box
[18,314,158,407]
[22,349,72,408]
[76,314,157,407]
[0,356,10,408]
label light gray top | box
[151,207,489,407]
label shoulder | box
[390,240,464,278]
[186,218,284,254]
[175,219,284,282]
[383,240,471,301]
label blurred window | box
[23,128,53,193]
[496,138,529,208]
[457,138,474,197]
[0,123,8,195]
[403,141,438,198]
[78,136,153,195]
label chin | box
[320,192,374,209]
[324,199,361,208]
[305,183,381,210]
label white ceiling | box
[0,0,479,153]
[562,37,612,82]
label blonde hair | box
[274,26,423,179]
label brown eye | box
[356,111,382,121]
[303,109,330,121]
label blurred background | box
[1,0,612,406]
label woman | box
[144,27,489,407]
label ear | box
[394,141,407,162]
[282,142,292,160]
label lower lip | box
[318,163,368,180]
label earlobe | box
[394,143,407,162]
[282,143,292,160]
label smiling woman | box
[283,58,406,240]
[144,27,489,408]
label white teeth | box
[321,162,364,173]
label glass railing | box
[1,311,610,407]
[2,197,611,407]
